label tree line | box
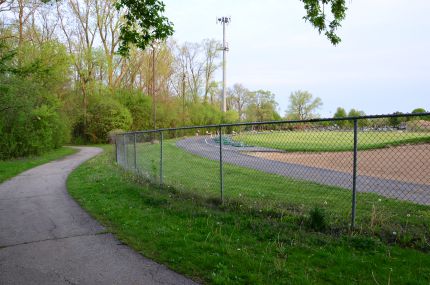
[1,0,425,159]
[0,0,285,158]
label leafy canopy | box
[115,0,348,55]
[287,90,322,120]
[301,0,348,45]
[115,0,174,56]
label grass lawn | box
[232,131,430,152]
[131,140,429,243]
[68,146,430,285]
[0,147,77,183]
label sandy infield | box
[246,144,430,185]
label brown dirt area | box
[246,144,430,185]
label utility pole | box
[152,43,156,130]
[217,16,231,113]
[182,73,186,126]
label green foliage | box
[155,100,182,128]
[411,108,430,121]
[19,41,70,96]
[188,103,222,126]
[347,108,365,118]
[0,81,69,158]
[412,108,427,114]
[86,96,133,143]
[306,207,327,231]
[115,0,174,55]
[245,90,280,122]
[286,90,322,120]
[68,148,430,284]
[301,0,348,45]
[389,111,407,127]
[347,108,369,127]
[0,41,70,159]
[333,107,347,128]
[115,0,348,51]
[114,89,152,130]
[222,110,239,124]
[0,41,17,74]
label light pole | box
[151,42,157,130]
[217,16,231,113]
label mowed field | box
[124,139,430,245]
[68,147,430,285]
[233,130,430,185]
[233,131,430,152]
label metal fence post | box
[351,119,358,229]
[219,126,224,203]
[115,137,118,163]
[123,134,127,169]
[160,130,163,188]
[133,133,137,170]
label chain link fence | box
[115,113,430,244]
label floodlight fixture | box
[216,16,231,113]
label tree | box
[56,0,99,134]
[333,107,347,128]
[0,40,70,158]
[1,1,285,147]
[286,90,322,120]
[348,109,368,127]
[115,0,174,56]
[411,108,429,121]
[183,42,204,102]
[94,0,121,88]
[114,88,152,130]
[301,0,348,45]
[389,111,406,127]
[347,109,364,117]
[202,39,220,103]
[229,83,249,121]
[412,108,426,114]
[86,96,132,143]
[116,1,348,46]
[245,90,280,122]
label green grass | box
[0,147,77,183]
[68,146,430,285]
[232,131,430,152]
[126,140,430,246]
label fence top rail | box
[120,112,430,135]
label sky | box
[163,0,430,117]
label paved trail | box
[0,147,197,285]
[177,137,430,205]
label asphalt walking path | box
[176,136,430,205]
[0,147,197,285]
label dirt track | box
[177,137,430,204]
[247,144,430,186]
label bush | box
[0,40,70,159]
[114,89,152,130]
[306,207,327,231]
[107,129,125,144]
[0,104,69,159]
[0,79,69,159]
[86,96,132,143]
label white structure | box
[217,16,231,113]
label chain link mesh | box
[115,114,430,240]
